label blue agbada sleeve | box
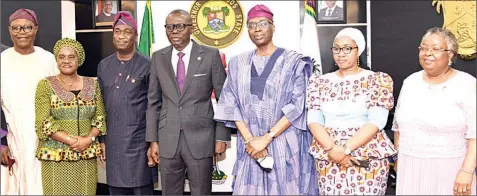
[280,57,313,131]
[214,57,243,129]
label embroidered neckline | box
[46,76,95,102]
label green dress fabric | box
[35,76,106,195]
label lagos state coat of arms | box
[190,0,244,49]
[432,0,476,60]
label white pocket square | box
[194,74,207,77]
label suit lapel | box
[161,46,181,97]
[180,41,204,99]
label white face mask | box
[256,155,274,171]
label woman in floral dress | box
[35,38,106,195]
[307,28,396,195]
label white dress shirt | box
[171,40,193,76]
[103,11,112,16]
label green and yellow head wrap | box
[53,38,85,66]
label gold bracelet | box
[460,168,474,175]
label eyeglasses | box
[247,20,273,29]
[331,46,358,54]
[164,24,192,32]
[57,55,77,62]
[114,28,135,36]
[418,46,451,54]
[10,25,34,33]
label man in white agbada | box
[1,8,58,195]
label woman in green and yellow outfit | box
[34,38,106,195]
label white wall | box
[136,1,301,59]
[61,0,76,39]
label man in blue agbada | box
[214,4,318,195]
[97,11,157,195]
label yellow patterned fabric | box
[35,76,106,161]
[41,159,97,195]
[53,38,86,66]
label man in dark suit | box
[318,0,344,20]
[96,0,116,23]
[145,9,230,195]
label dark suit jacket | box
[1,44,8,53]
[318,6,344,20]
[146,40,230,159]
[96,12,116,23]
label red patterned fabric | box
[9,9,38,25]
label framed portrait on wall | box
[93,0,120,27]
[120,0,136,20]
[316,0,346,24]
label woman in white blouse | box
[393,27,476,195]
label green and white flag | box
[301,0,322,74]
[138,0,155,57]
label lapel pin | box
[197,56,201,60]
[131,79,136,83]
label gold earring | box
[357,59,360,66]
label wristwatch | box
[343,144,352,155]
[267,131,276,139]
